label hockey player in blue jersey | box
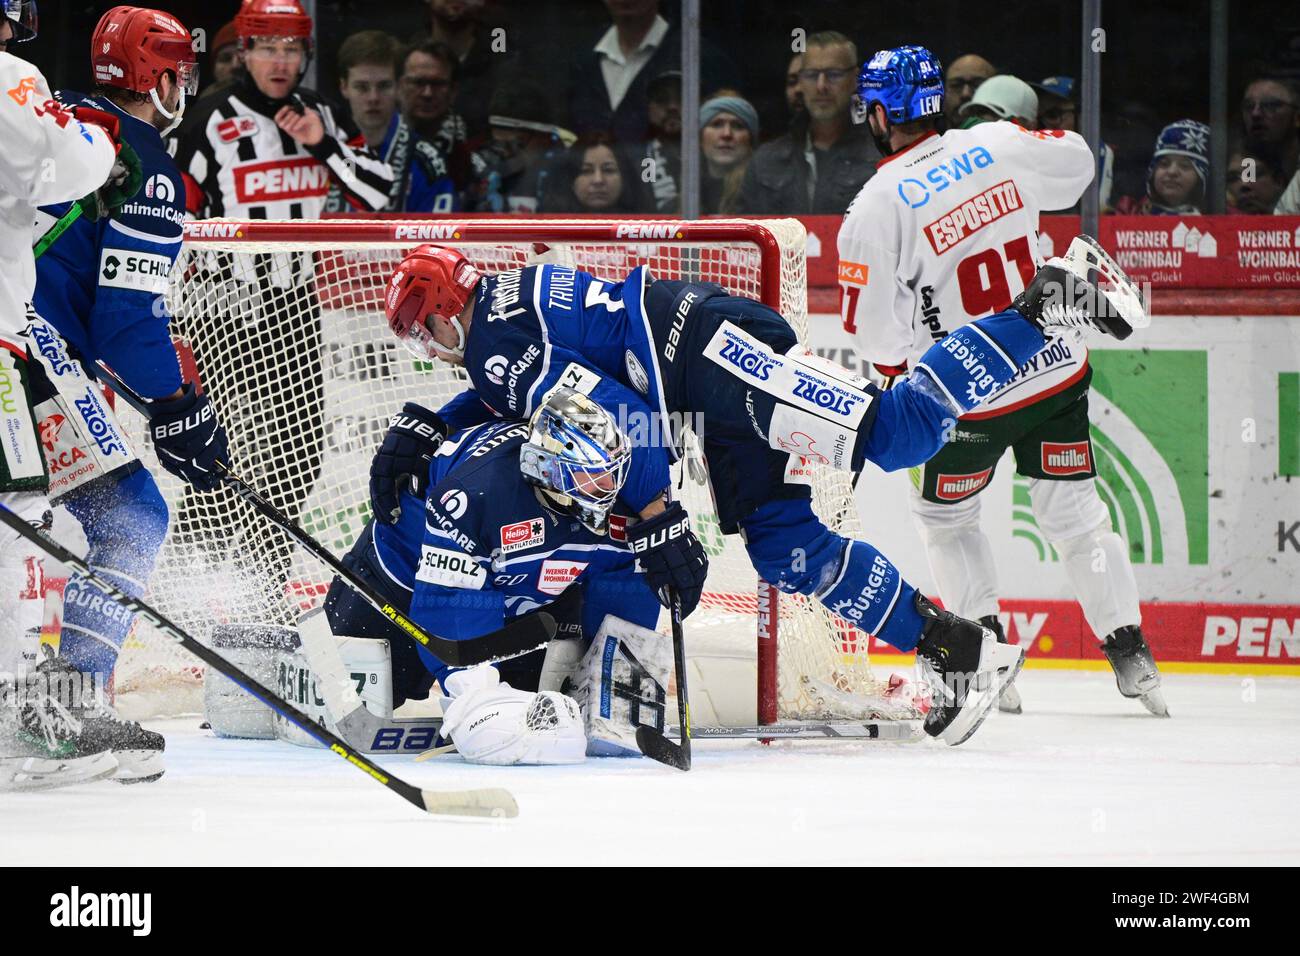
[27,6,232,782]
[323,388,663,764]
[382,236,1143,746]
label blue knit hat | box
[1147,119,1210,202]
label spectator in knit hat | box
[700,89,757,214]
[959,74,1038,128]
[1115,120,1210,214]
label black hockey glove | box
[369,403,448,523]
[626,501,709,618]
[148,383,229,492]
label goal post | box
[109,217,901,726]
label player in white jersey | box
[0,8,129,789]
[839,46,1166,716]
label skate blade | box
[938,641,1025,747]
[110,750,166,784]
[998,679,1024,714]
[0,752,119,792]
[1138,687,1170,718]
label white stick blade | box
[421,787,519,819]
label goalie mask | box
[520,389,631,535]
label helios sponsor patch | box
[1040,440,1092,475]
[416,545,486,589]
[537,559,588,595]
[935,467,993,501]
[98,248,172,293]
[500,517,545,554]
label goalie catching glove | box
[370,402,448,523]
[148,383,229,491]
[626,501,708,617]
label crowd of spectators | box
[190,0,1300,218]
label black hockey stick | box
[635,587,691,770]
[0,502,515,818]
[96,363,553,668]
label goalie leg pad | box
[439,665,586,766]
[912,312,1045,415]
[202,624,301,739]
[571,615,671,757]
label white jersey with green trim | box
[838,120,1095,416]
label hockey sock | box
[813,539,925,652]
[912,310,1046,416]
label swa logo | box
[718,337,775,380]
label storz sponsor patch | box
[935,467,993,501]
[99,248,172,293]
[1040,440,1092,476]
[923,179,1024,255]
[416,545,486,589]
[500,517,545,553]
[537,559,587,595]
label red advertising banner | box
[797,214,1300,292]
[868,600,1300,674]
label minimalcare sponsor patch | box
[415,545,487,589]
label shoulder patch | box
[416,545,486,589]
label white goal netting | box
[110,218,889,724]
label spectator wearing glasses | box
[1114,120,1210,215]
[737,31,877,214]
[1241,77,1299,183]
[943,53,995,127]
[399,40,472,192]
[1224,146,1286,213]
[958,74,1038,128]
[1032,75,1114,210]
[700,89,758,214]
[333,30,459,213]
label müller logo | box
[49,886,151,936]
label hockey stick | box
[634,587,691,770]
[94,362,554,669]
[0,502,516,818]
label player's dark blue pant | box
[646,280,1049,650]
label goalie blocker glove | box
[370,403,448,523]
[148,383,229,492]
[626,501,708,617]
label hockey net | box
[112,218,893,724]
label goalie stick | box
[94,362,554,669]
[635,588,691,770]
[0,502,516,819]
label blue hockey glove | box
[148,383,228,492]
[370,403,448,523]
[626,501,709,617]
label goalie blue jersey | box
[366,420,659,676]
[33,92,186,399]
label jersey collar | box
[876,129,940,169]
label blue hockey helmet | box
[520,388,631,535]
[854,45,944,126]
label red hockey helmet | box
[385,245,482,361]
[91,6,197,98]
[235,0,313,48]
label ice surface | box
[3,669,1296,866]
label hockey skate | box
[0,674,119,791]
[979,615,1023,715]
[1100,626,1169,717]
[1014,235,1149,341]
[914,596,1024,746]
[35,650,166,783]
